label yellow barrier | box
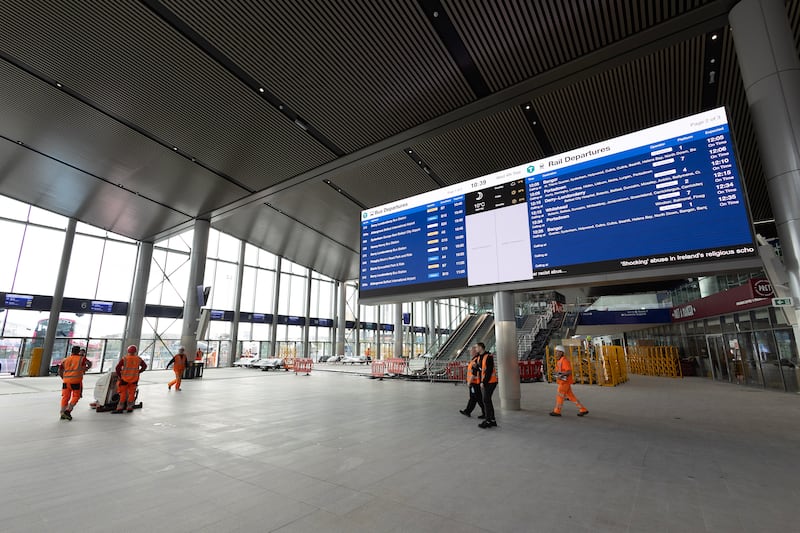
[545,345,628,387]
[29,347,43,377]
[626,346,682,378]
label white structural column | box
[335,281,346,356]
[730,0,800,350]
[302,272,312,358]
[427,300,436,350]
[270,257,282,357]
[38,218,77,376]
[123,241,153,359]
[228,239,246,366]
[394,304,403,357]
[494,291,521,410]
[180,219,210,358]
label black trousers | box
[464,383,484,415]
[482,382,497,421]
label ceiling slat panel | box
[160,0,476,154]
[0,0,335,191]
[411,107,544,185]
[533,36,705,155]
[0,62,247,217]
[330,152,436,209]
[443,0,712,92]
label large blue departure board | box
[360,108,756,301]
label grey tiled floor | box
[0,368,798,532]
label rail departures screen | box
[359,107,757,302]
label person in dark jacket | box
[477,342,498,428]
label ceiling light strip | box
[417,0,490,99]
[404,148,446,187]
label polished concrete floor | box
[0,367,798,532]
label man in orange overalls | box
[112,345,147,413]
[166,346,187,391]
[58,345,92,420]
[550,345,589,417]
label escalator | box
[452,314,495,362]
[432,313,488,362]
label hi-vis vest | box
[481,353,498,384]
[467,355,481,385]
[120,354,143,383]
[62,355,87,384]
[556,356,574,385]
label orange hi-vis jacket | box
[481,352,498,384]
[61,355,88,384]
[467,354,482,385]
[119,354,145,383]
[556,355,574,385]
[172,353,187,372]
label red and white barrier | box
[370,360,386,379]
[294,358,313,375]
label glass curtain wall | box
[0,196,137,374]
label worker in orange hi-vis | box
[112,345,147,413]
[550,345,589,417]
[166,346,188,391]
[58,345,92,420]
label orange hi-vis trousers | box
[168,368,183,390]
[116,380,138,409]
[61,382,82,411]
[554,382,588,414]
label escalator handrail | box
[430,313,477,361]
[447,313,490,361]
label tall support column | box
[354,303,361,357]
[730,0,800,349]
[180,219,210,359]
[123,241,153,359]
[427,300,436,350]
[229,239,246,366]
[335,280,346,356]
[303,272,312,358]
[494,291,521,411]
[394,304,403,357]
[39,218,77,376]
[376,306,382,360]
[270,257,282,357]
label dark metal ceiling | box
[0,0,797,284]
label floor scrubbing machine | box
[90,372,142,412]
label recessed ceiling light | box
[433,11,438,17]
[56,82,62,88]
[407,149,413,154]
[172,146,178,151]
[258,87,265,93]
[525,104,531,110]
[16,140,23,145]
[711,34,718,40]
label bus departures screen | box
[359,107,756,301]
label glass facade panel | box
[28,206,67,229]
[0,196,30,221]
[96,240,138,301]
[13,226,65,295]
[64,235,104,298]
[0,220,25,292]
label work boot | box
[577,410,589,417]
[111,409,124,414]
[168,384,172,390]
[549,412,561,417]
[126,409,133,413]
[488,420,497,427]
[64,410,72,421]
[60,412,69,420]
[478,420,491,428]
[459,409,470,417]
